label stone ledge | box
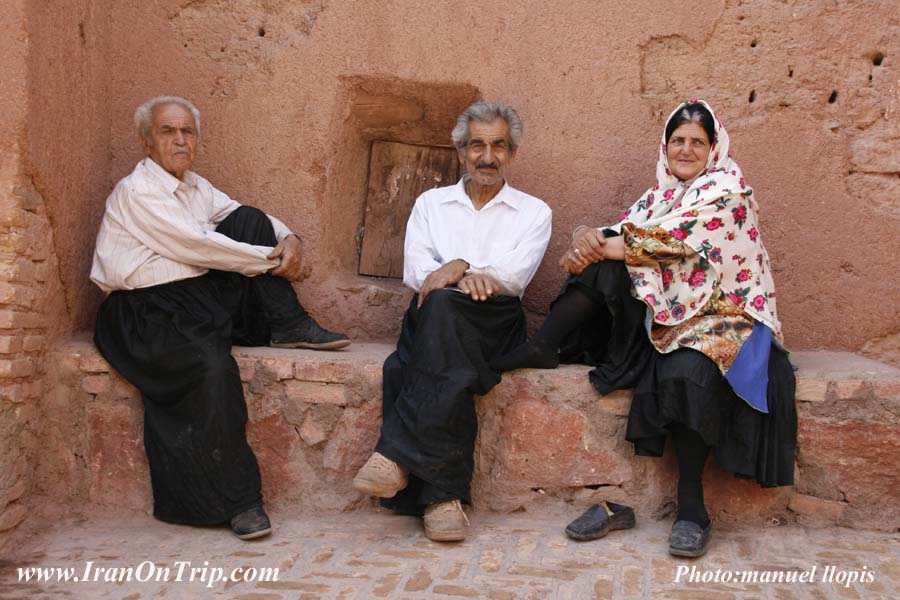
[35,338,900,531]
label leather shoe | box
[230,506,272,540]
[565,501,636,541]
[270,317,350,350]
[668,519,712,557]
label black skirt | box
[376,289,527,514]
[559,260,797,488]
[94,274,263,525]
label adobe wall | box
[0,0,70,550]
[30,0,896,355]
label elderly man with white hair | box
[91,96,349,539]
[352,102,552,541]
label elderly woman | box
[492,100,796,557]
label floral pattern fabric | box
[607,100,781,348]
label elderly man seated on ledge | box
[90,96,349,540]
[352,101,552,542]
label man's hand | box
[418,259,468,307]
[458,272,500,302]
[268,235,305,281]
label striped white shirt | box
[90,158,293,293]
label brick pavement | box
[2,504,898,600]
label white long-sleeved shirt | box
[90,158,293,293]
[403,178,552,298]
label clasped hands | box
[418,259,500,308]
[559,226,607,275]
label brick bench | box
[37,337,900,531]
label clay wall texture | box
[1,0,899,544]
[23,0,900,353]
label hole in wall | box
[788,66,793,78]
[750,38,758,48]
[748,89,756,103]
[258,27,266,37]
[872,52,884,66]
[828,90,838,104]
[78,21,85,45]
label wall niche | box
[322,76,479,282]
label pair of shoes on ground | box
[270,317,350,350]
[352,452,468,542]
[230,506,272,540]
[565,502,712,557]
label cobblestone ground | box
[2,507,898,600]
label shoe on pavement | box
[230,506,272,540]
[423,499,469,542]
[270,317,350,350]
[668,519,713,557]
[565,501,636,541]
[352,452,408,498]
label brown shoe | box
[352,452,408,498]
[423,499,469,542]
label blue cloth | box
[725,321,773,413]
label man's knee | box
[418,288,463,314]
[215,206,274,243]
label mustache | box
[476,161,499,169]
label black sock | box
[489,286,600,372]
[672,424,711,527]
[534,285,600,349]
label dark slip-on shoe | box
[668,519,713,557]
[565,501,636,541]
[230,506,272,540]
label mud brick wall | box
[0,0,70,552]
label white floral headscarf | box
[611,100,781,337]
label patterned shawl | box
[609,100,781,337]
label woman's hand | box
[572,226,607,261]
[559,226,606,274]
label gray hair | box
[451,102,523,151]
[134,96,201,139]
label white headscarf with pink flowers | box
[610,100,781,336]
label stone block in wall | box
[86,401,150,513]
[0,503,27,532]
[284,380,348,406]
[0,358,34,378]
[0,336,23,354]
[0,310,44,330]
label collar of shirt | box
[439,178,521,212]
[140,157,199,194]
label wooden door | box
[358,141,460,278]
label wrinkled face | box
[666,122,711,181]
[142,103,198,180]
[458,118,516,188]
